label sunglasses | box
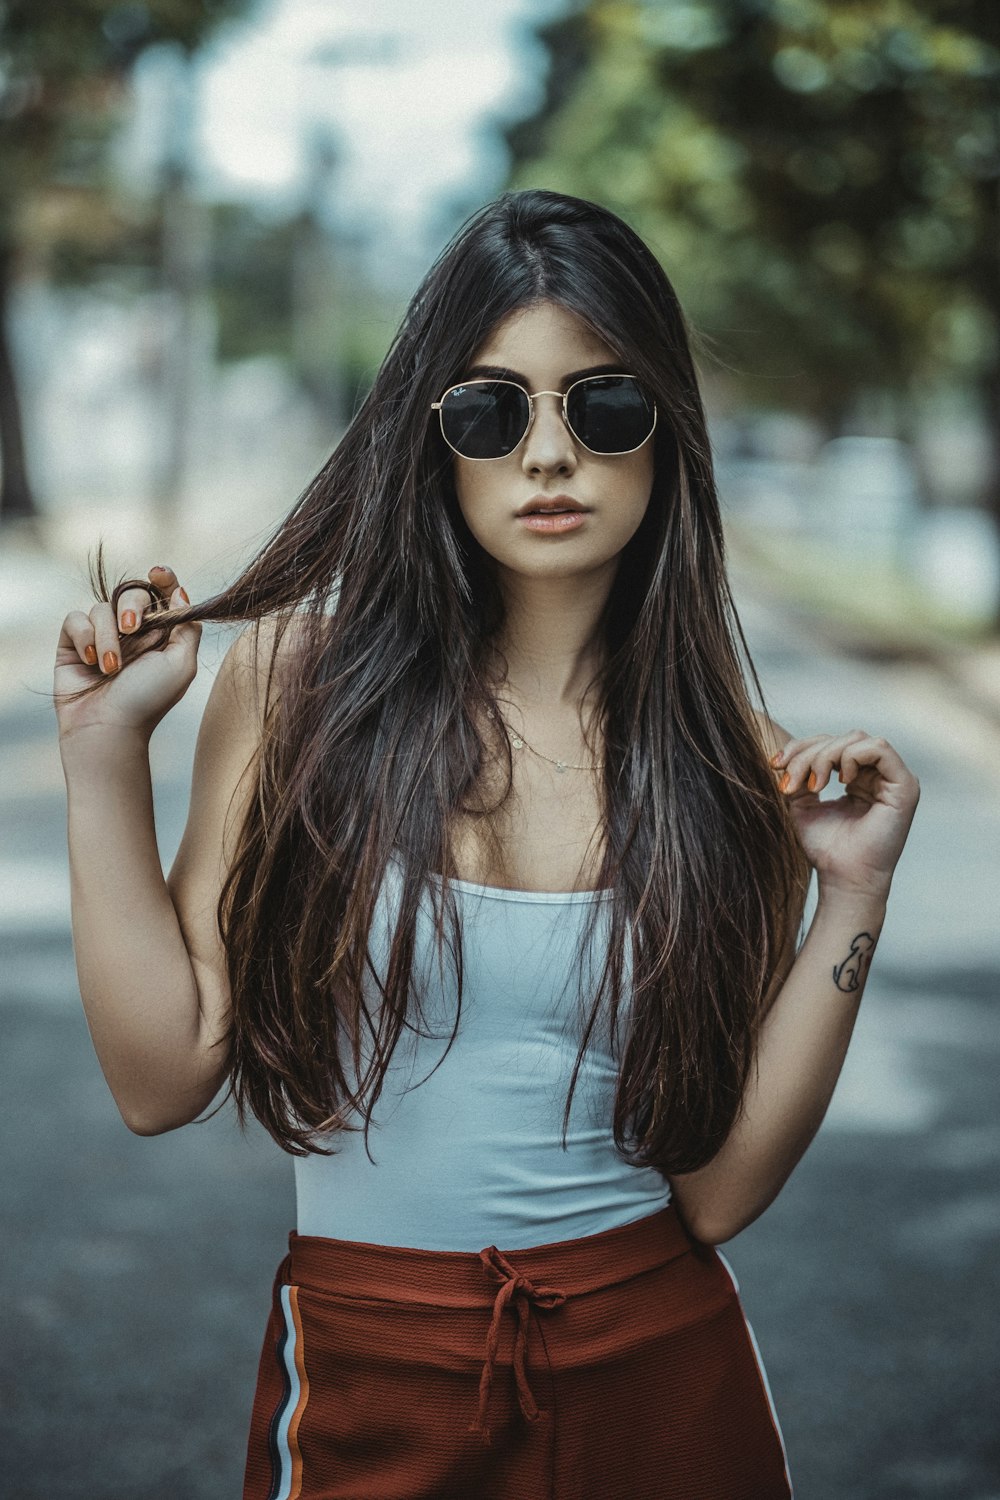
[431,375,657,460]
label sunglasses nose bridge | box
[523,389,572,446]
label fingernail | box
[770,751,783,768]
[151,564,169,574]
[121,610,136,631]
[102,650,119,673]
[807,771,817,792]
[838,770,845,783]
[84,645,98,665]
[178,587,190,604]
[779,771,790,793]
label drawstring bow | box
[468,1245,567,1445]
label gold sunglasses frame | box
[430,375,658,461]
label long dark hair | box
[66,188,809,1173]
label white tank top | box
[294,860,672,1251]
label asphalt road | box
[2,581,998,1500]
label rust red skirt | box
[242,1203,793,1500]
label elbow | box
[688,1214,743,1246]
[670,1188,763,1246]
[121,1107,185,1137]
[115,1059,229,1137]
[118,1097,201,1137]
[677,1203,739,1246]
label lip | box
[514,493,589,518]
[518,512,587,534]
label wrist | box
[59,722,152,775]
[815,876,891,914]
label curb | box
[726,527,1000,736]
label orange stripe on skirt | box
[285,1286,309,1500]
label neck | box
[491,562,613,708]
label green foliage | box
[0,0,258,246]
[212,205,298,362]
[211,200,406,412]
[502,0,1000,422]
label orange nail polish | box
[770,751,783,768]
[121,609,136,631]
[779,771,790,793]
[807,771,817,792]
[84,644,98,665]
[179,587,190,604]
[102,650,119,673]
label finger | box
[118,585,161,635]
[779,731,870,794]
[88,599,122,674]
[838,735,908,788]
[116,561,189,642]
[150,568,191,617]
[58,608,100,667]
[163,584,201,644]
[801,733,872,794]
[770,734,829,768]
[157,581,196,620]
[771,734,830,788]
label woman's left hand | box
[771,729,920,899]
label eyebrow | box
[460,361,629,385]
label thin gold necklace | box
[487,707,604,773]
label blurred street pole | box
[292,129,345,431]
[294,34,410,432]
[156,45,213,538]
[0,243,37,529]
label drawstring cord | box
[468,1246,567,1445]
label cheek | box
[610,456,655,535]
[454,465,508,539]
[635,448,656,500]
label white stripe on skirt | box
[715,1249,795,1499]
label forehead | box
[470,302,617,368]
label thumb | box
[162,585,203,650]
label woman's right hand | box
[54,563,203,749]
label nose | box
[520,391,577,474]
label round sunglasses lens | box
[440,382,529,458]
[567,377,654,453]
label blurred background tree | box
[210,197,395,424]
[502,0,1000,537]
[0,0,255,526]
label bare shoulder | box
[750,707,794,761]
[173,612,311,871]
[223,611,312,720]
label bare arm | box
[56,571,281,1135]
[668,712,919,1244]
[668,884,885,1244]
[61,726,224,1134]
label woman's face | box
[448,301,655,583]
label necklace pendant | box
[511,734,524,749]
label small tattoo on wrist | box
[832,931,876,993]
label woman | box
[54,189,920,1499]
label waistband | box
[285,1201,691,1305]
[280,1203,697,1445]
